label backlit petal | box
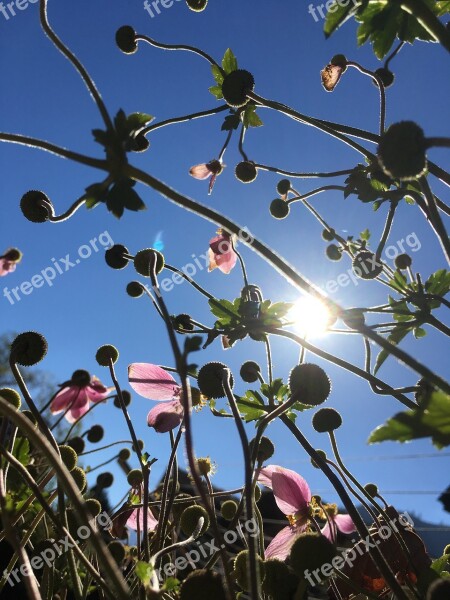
[272,468,311,516]
[265,526,298,560]
[189,163,212,180]
[147,400,184,433]
[128,363,180,401]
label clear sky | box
[1,0,449,528]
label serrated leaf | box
[222,48,238,74]
[360,228,371,241]
[211,64,224,85]
[135,561,153,586]
[209,298,240,323]
[324,1,355,38]
[209,85,224,100]
[242,105,263,128]
[184,335,203,354]
[221,114,241,131]
[374,325,412,374]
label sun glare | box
[288,297,332,337]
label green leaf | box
[13,437,30,466]
[236,390,266,423]
[135,561,153,586]
[374,325,412,374]
[105,179,146,218]
[431,554,450,575]
[360,228,371,242]
[162,578,180,592]
[211,64,224,85]
[413,326,427,339]
[324,1,356,38]
[242,105,263,128]
[209,298,240,324]
[209,85,224,100]
[222,48,238,74]
[221,114,241,131]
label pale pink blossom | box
[208,231,237,274]
[50,371,111,423]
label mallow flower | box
[189,159,224,194]
[208,230,237,274]
[50,370,112,423]
[128,363,184,433]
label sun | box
[288,297,332,337]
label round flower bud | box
[10,332,48,366]
[180,570,227,600]
[197,362,233,399]
[311,449,327,469]
[173,314,194,332]
[95,344,119,367]
[85,498,102,517]
[58,445,78,472]
[234,550,265,592]
[71,370,91,387]
[352,251,383,279]
[180,505,209,537]
[114,390,131,408]
[97,472,114,489]
[288,363,331,406]
[262,559,298,599]
[342,308,365,329]
[108,541,126,564]
[3,248,22,262]
[374,67,395,88]
[87,425,104,443]
[196,457,214,476]
[322,228,335,242]
[0,388,21,409]
[290,532,337,578]
[67,436,85,455]
[249,436,275,463]
[20,190,52,223]
[221,69,255,108]
[127,281,144,298]
[118,448,131,461]
[312,408,342,433]
[326,244,342,261]
[426,579,450,600]
[172,493,195,522]
[131,134,150,153]
[240,361,261,383]
[127,469,143,487]
[105,244,130,270]
[186,0,208,11]
[133,248,164,277]
[270,198,290,219]
[330,54,347,70]
[115,26,137,54]
[235,161,258,183]
[277,179,291,195]
[221,500,238,520]
[395,253,412,270]
[72,467,87,493]
[377,121,427,180]
[364,483,378,498]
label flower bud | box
[180,570,226,600]
[395,253,412,270]
[105,244,130,270]
[196,457,215,476]
[235,161,258,183]
[67,436,85,454]
[127,469,143,487]
[180,505,209,536]
[239,361,261,383]
[0,388,21,409]
[342,308,365,329]
[87,425,104,443]
[289,363,331,406]
[59,445,78,472]
[20,190,52,223]
[97,472,114,489]
[71,370,91,386]
[234,550,265,592]
[277,179,291,196]
[131,134,150,153]
[72,467,87,493]
[221,69,255,108]
[127,281,145,297]
[352,251,383,279]
[426,578,450,600]
[186,0,208,10]
[364,483,378,498]
[118,448,131,461]
[197,362,233,399]
[270,198,289,219]
[114,390,131,408]
[290,532,337,578]
[115,26,137,54]
[374,67,395,88]
[221,500,238,520]
[133,248,164,277]
[85,498,102,517]
[10,331,48,366]
[95,344,119,366]
[249,436,275,463]
[262,559,299,599]
[172,493,195,522]
[330,54,347,70]
[326,244,342,261]
[2,248,22,262]
[311,449,327,469]
[377,121,427,180]
[312,408,342,433]
[322,228,335,241]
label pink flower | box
[189,159,224,194]
[111,486,158,539]
[258,465,312,560]
[128,363,184,433]
[208,230,237,274]
[0,248,22,277]
[321,513,356,542]
[50,370,111,423]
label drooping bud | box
[235,161,258,183]
[115,26,138,54]
[133,248,165,277]
[105,244,130,270]
[86,425,104,443]
[10,332,48,366]
[240,361,261,383]
[221,69,255,108]
[197,362,233,399]
[312,408,342,433]
[180,505,209,536]
[95,344,119,367]
[20,190,52,223]
[377,121,427,180]
[270,198,290,219]
[288,363,331,406]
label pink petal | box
[257,465,279,490]
[208,173,217,194]
[128,363,180,401]
[271,468,311,516]
[209,234,230,256]
[50,386,80,414]
[265,526,299,560]
[0,259,16,277]
[320,520,335,542]
[126,507,158,532]
[87,377,113,402]
[189,164,212,180]
[66,389,90,423]
[215,249,237,274]
[147,400,184,433]
[334,514,356,534]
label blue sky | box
[1,0,449,528]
